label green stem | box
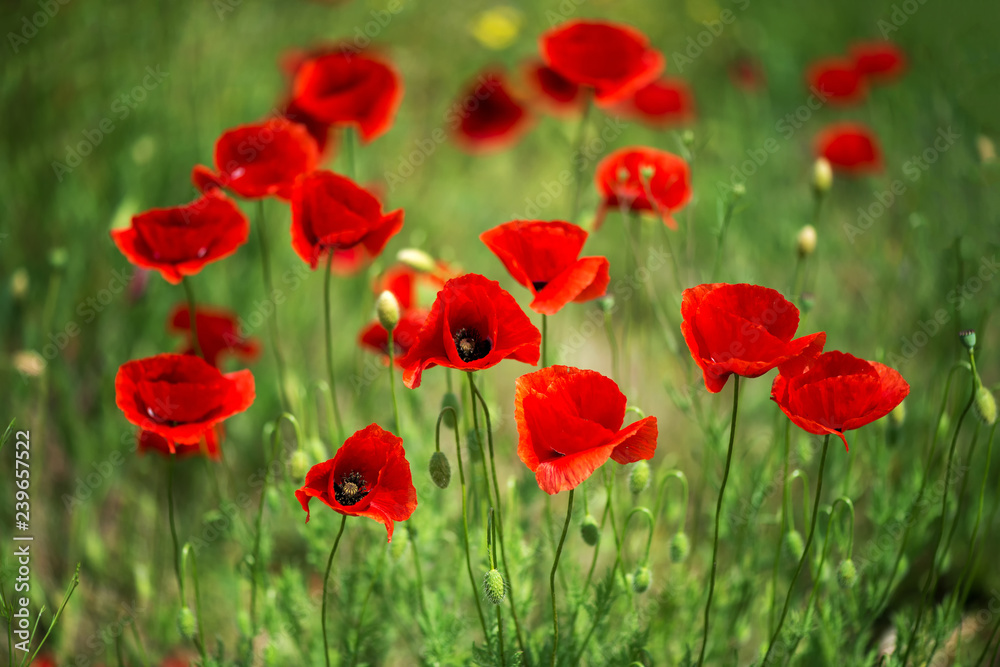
[697,375,741,666]
[541,314,549,368]
[975,609,1000,666]
[324,251,346,444]
[769,420,792,635]
[181,277,202,359]
[549,489,575,667]
[321,514,349,667]
[256,201,291,411]
[408,525,425,617]
[710,199,737,282]
[488,508,506,667]
[167,455,184,601]
[603,307,619,383]
[569,93,593,223]
[388,332,401,435]
[21,565,80,667]
[350,546,387,667]
[344,126,357,181]
[181,544,209,664]
[803,498,854,627]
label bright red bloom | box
[295,423,417,541]
[191,118,319,200]
[523,60,584,116]
[358,310,427,367]
[290,170,404,269]
[850,41,906,82]
[807,58,867,105]
[681,283,826,393]
[771,351,909,450]
[373,263,452,311]
[815,122,883,175]
[137,426,222,460]
[480,220,609,315]
[282,99,336,158]
[594,147,692,229]
[398,273,540,389]
[614,77,696,128]
[111,192,249,285]
[168,304,261,367]
[290,51,403,143]
[450,70,532,154]
[515,365,657,495]
[540,20,664,105]
[115,353,255,447]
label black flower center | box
[532,281,548,291]
[453,327,492,363]
[334,471,369,506]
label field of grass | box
[2,0,1000,665]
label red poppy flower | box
[594,147,692,229]
[540,20,664,105]
[480,220,610,315]
[358,310,428,367]
[137,426,222,460]
[523,60,584,116]
[30,655,57,667]
[111,192,250,285]
[373,263,452,312]
[771,351,909,450]
[290,51,403,143]
[515,365,657,495]
[849,41,906,82]
[191,118,319,200]
[815,122,883,175]
[282,99,336,158]
[398,273,540,389]
[450,70,532,154]
[290,170,404,269]
[806,58,866,106]
[681,283,826,393]
[115,353,255,446]
[167,304,261,368]
[614,77,696,128]
[295,423,417,541]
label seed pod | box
[629,460,651,495]
[837,559,857,589]
[959,329,976,351]
[670,532,691,564]
[975,385,997,426]
[428,451,451,489]
[632,566,651,593]
[580,513,600,546]
[483,569,506,605]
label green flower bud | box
[440,392,460,428]
[429,451,451,489]
[937,412,951,440]
[289,450,310,481]
[375,290,400,332]
[598,295,616,313]
[483,569,506,605]
[177,606,197,640]
[732,182,746,198]
[975,385,997,426]
[796,225,817,258]
[799,292,815,315]
[959,329,976,351]
[670,532,691,564]
[813,157,833,194]
[783,530,804,563]
[681,129,695,148]
[396,248,437,273]
[580,513,600,546]
[632,566,651,593]
[48,247,69,269]
[628,460,651,495]
[837,559,857,589]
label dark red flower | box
[681,283,826,393]
[614,77,696,128]
[30,655,58,667]
[358,310,427,367]
[515,365,657,495]
[111,192,250,284]
[115,353,255,447]
[523,60,584,116]
[290,170,404,269]
[295,423,417,540]
[398,273,540,389]
[849,41,906,82]
[815,122,883,175]
[191,118,319,200]
[137,426,222,460]
[594,147,692,229]
[480,220,609,315]
[450,70,532,154]
[806,58,867,106]
[540,20,664,105]
[168,304,260,368]
[771,351,909,450]
[290,51,403,142]
[282,99,336,158]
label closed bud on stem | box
[632,565,651,593]
[813,157,833,194]
[483,568,506,605]
[375,290,400,332]
[783,530,804,563]
[975,385,997,426]
[49,247,69,269]
[629,460,651,495]
[289,449,310,480]
[796,225,817,258]
[837,559,857,589]
[937,412,951,440]
[580,513,600,546]
[11,268,29,300]
[176,606,196,640]
[732,182,746,199]
[428,451,451,489]
[670,532,691,564]
[959,329,976,351]
[440,392,460,428]
[638,164,655,182]
[598,295,616,313]
[681,129,695,149]
[799,292,815,315]
[396,248,438,273]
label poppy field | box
[3,0,1000,665]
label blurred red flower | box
[290,170,404,269]
[115,353,255,449]
[540,20,664,105]
[594,147,692,229]
[358,310,427,367]
[849,40,907,82]
[806,58,867,105]
[282,99,336,157]
[450,70,532,153]
[137,426,222,460]
[398,273,540,388]
[729,55,766,92]
[290,51,403,143]
[480,220,609,315]
[111,192,249,284]
[771,351,909,450]
[614,77,696,128]
[295,423,417,541]
[167,304,260,367]
[522,60,584,116]
[815,122,883,175]
[515,365,657,495]
[681,283,826,393]
[191,118,319,200]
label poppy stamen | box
[335,470,369,506]
[532,281,548,291]
[453,327,492,363]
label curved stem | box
[569,93,593,223]
[255,202,290,411]
[321,514,349,667]
[549,489,575,667]
[654,470,689,534]
[697,375,741,666]
[324,251,346,444]
[803,498,855,626]
[624,507,656,568]
[181,277,202,358]
[181,544,209,663]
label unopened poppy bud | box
[10,268,29,300]
[375,290,400,332]
[629,460,651,495]
[681,129,695,148]
[176,607,196,640]
[670,532,691,563]
[890,400,906,428]
[800,292,815,315]
[396,248,438,273]
[796,225,817,258]
[290,450,310,480]
[975,385,997,426]
[632,565,651,593]
[837,559,857,589]
[813,157,833,194]
[49,247,69,269]
[429,451,451,489]
[783,530,804,563]
[937,412,951,440]
[732,182,746,198]
[440,392,460,428]
[599,295,616,313]
[483,568,506,605]
[580,513,600,546]
[959,329,976,351]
